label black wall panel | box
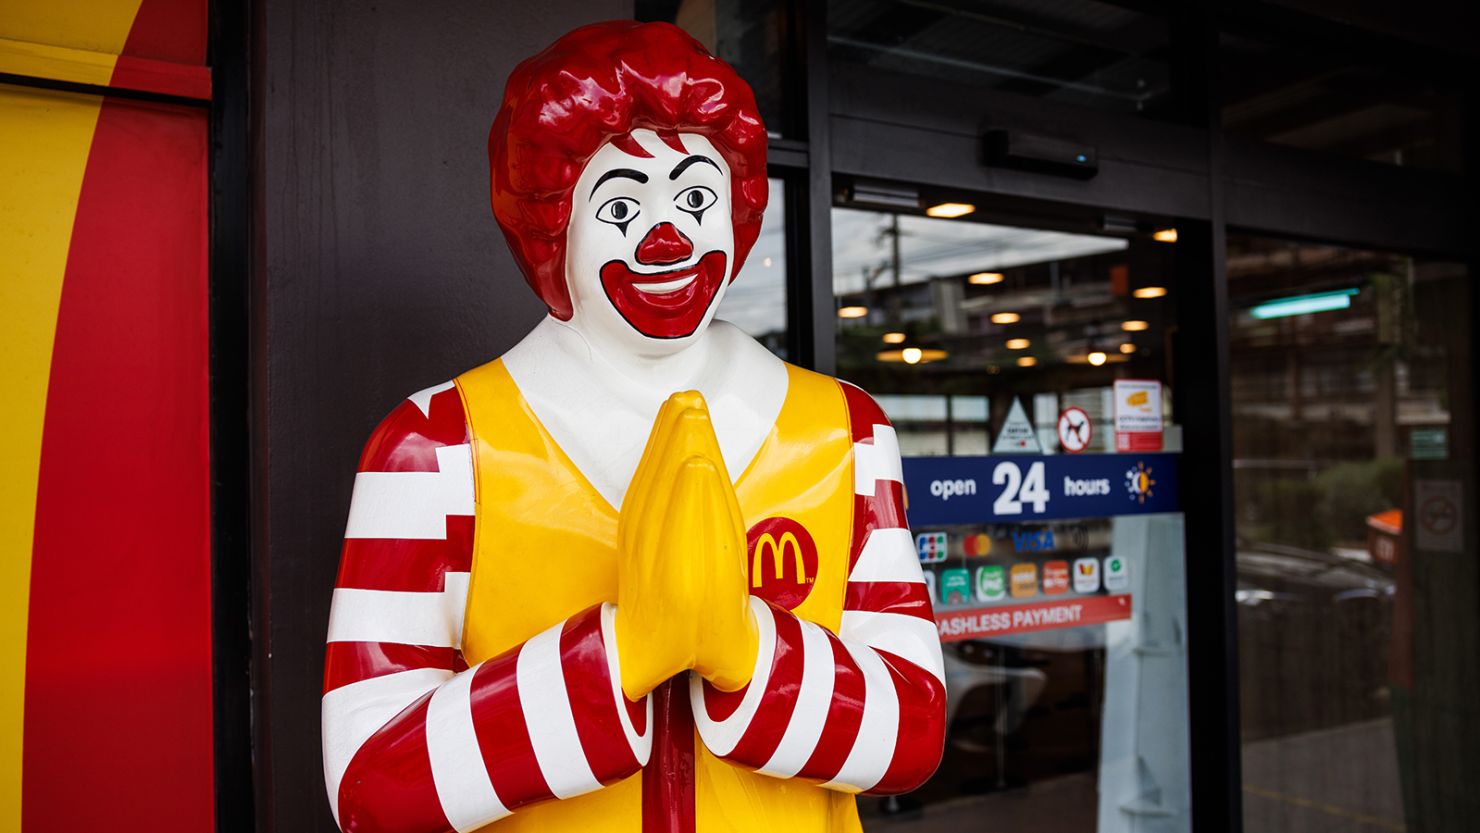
[254,1,629,828]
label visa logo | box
[1011,529,1055,552]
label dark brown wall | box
[254,1,629,828]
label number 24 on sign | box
[993,461,1049,515]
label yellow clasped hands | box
[613,391,760,701]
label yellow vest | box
[453,358,864,833]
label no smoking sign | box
[1414,478,1464,553]
[1057,407,1092,454]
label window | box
[715,178,787,357]
[638,0,793,137]
[1229,235,1476,832]
[835,205,1192,830]
[1220,32,1465,173]
[828,0,1175,117]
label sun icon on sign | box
[1125,462,1156,504]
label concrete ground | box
[858,718,1407,833]
[1242,717,1406,832]
[860,772,1096,833]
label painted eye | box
[595,197,640,233]
[675,186,718,221]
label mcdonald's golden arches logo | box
[745,516,819,610]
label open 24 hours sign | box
[901,452,1180,526]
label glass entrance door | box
[1227,237,1477,832]
[830,204,1191,833]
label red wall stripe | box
[119,0,208,65]
[21,85,212,833]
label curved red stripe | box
[359,392,469,474]
[726,607,805,765]
[470,649,554,809]
[797,634,866,781]
[22,93,212,833]
[323,642,462,694]
[559,607,642,783]
[844,581,934,620]
[337,693,452,833]
[840,381,891,445]
[336,516,475,592]
[868,650,946,795]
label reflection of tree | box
[1249,458,1403,550]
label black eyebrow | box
[669,155,720,180]
[590,168,649,198]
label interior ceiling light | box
[1005,337,1030,350]
[1133,286,1168,299]
[1119,342,1136,354]
[838,305,869,319]
[1251,288,1359,320]
[925,202,976,219]
[877,348,948,365]
[1152,228,1178,243]
[990,311,1021,325]
[1016,356,1038,367]
[1088,351,1108,366]
[882,331,907,344]
[968,271,1005,285]
[1121,319,1150,332]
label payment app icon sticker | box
[1042,560,1069,594]
[1072,557,1101,593]
[1104,556,1130,591]
[940,568,971,605]
[922,570,937,602]
[916,531,948,563]
[1009,563,1038,598]
[975,565,1006,601]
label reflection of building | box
[3,2,1476,833]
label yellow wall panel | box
[0,82,106,830]
[0,0,141,62]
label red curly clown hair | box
[489,20,770,320]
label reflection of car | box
[942,641,1047,749]
[900,636,1100,809]
[1234,540,1396,741]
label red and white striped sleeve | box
[687,382,946,795]
[322,382,652,833]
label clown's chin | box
[599,251,729,340]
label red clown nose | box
[634,222,694,266]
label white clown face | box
[564,129,736,355]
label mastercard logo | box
[963,533,992,557]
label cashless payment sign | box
[902,453,1180,526]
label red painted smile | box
[599,251,728,339]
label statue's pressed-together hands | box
[614,392,757,700]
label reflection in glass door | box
[832,206,1191,832]
[1228,237,1477,832]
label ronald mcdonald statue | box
[322,20,945,833]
